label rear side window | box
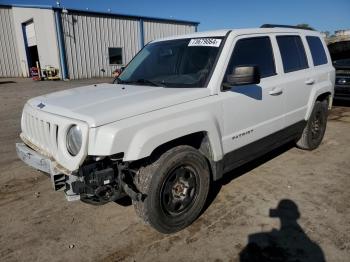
[226,37,276,78]
[306,36,328,66]
[277,36,308,73]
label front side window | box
[109,47,123,65]
[118,37,224,88]
[277,35,308,73]
[306,36,328,66]
[225,36,276,79]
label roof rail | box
[260,24,315,31]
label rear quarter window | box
[277,35,309,73]
[306,36,328,66]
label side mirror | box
[223,65,260,90]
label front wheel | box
[133,145,210,234]
[296,100,328,150]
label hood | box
[28,83,211,127]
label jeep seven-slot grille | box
[22,111,59,157]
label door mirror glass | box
[223,65,261,90]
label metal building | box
[0,6,22,77]
[0,4,199,79]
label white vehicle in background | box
[16,25,335,233]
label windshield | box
[118,37,224,88]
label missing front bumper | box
[16,143,143,204]
[15,142,80,201]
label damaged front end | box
[16,142,143,204]
[71,156,144,205]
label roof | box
[152,27,322,43]
[0,3,199,26]
[151,29,230,42]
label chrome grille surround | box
[20,103,89,172]
[21,110,58,158]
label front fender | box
[124,112,223,161]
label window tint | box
[306,36,328,66]
[109,47,123,64]
[226,37,276,78]
[277,36,308,73]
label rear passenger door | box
[275,35,313,125]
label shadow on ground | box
[0,80,16,85]
[239,199,326,262]
[204,142,295,212]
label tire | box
[296,100,328,150]
[133,145,210,234]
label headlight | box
[66,125,82,156]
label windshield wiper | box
[124,79,164,87]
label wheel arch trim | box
[305,83,333,120]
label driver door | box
[220,35,285,171]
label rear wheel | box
[133,145,210,234]
[296,100,328,150]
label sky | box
[1,0,349,33]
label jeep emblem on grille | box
[37,102,45,109]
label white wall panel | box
[0,7,21,77]
[61,12,141,79]
[144,20,196,44]
[12,7,60,77]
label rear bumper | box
[16,143,80,201]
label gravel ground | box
[0,78,349,262]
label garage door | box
[25,21,37,47]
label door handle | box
[269,87,283,96]
[305,79,315,85]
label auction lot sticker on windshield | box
[188,38,222,47]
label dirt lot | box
[0,78,349,262]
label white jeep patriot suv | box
[16,25,335,233]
